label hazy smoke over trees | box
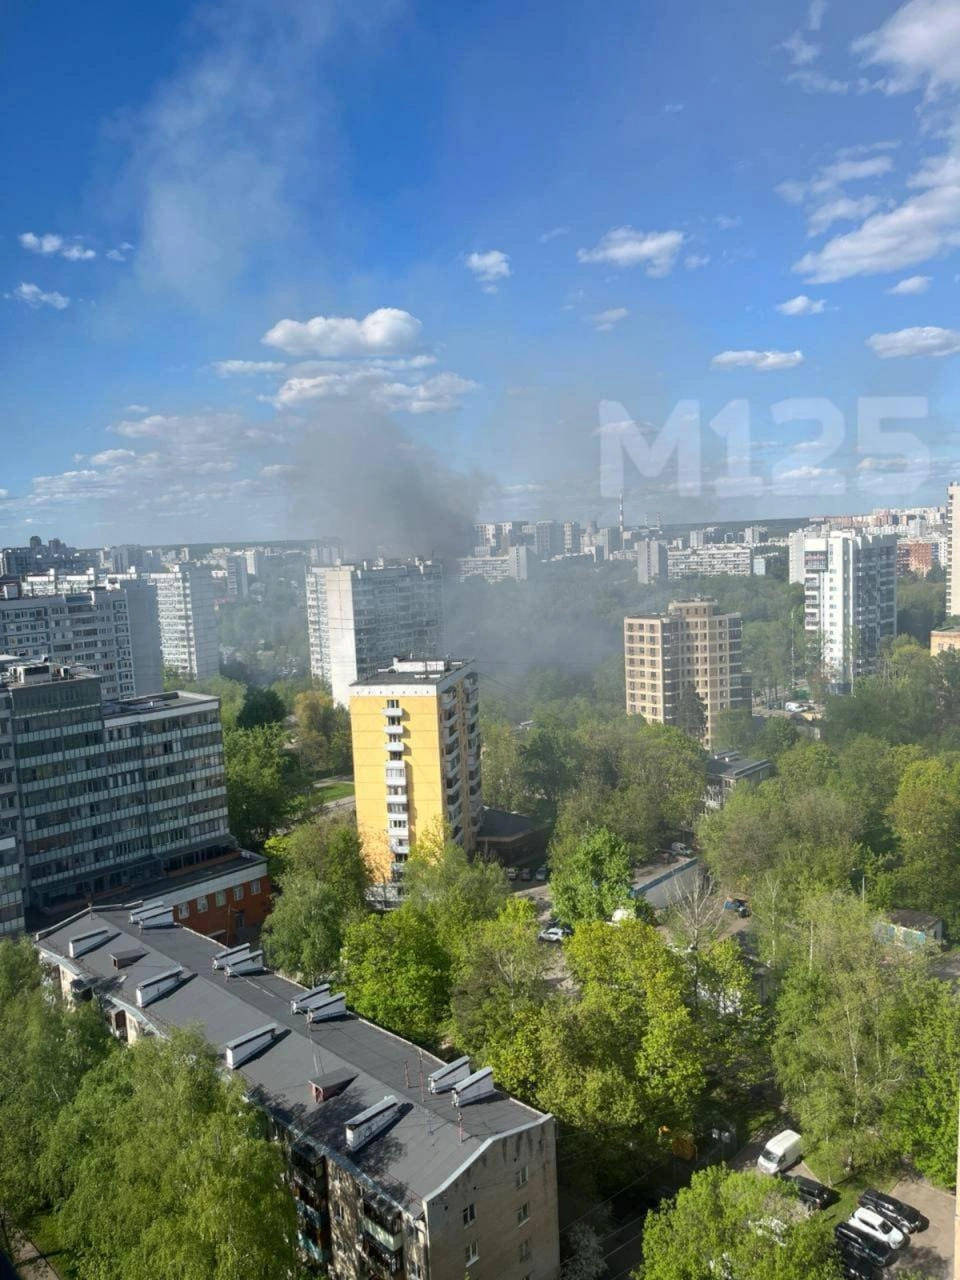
[286,404,490,563]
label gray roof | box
[37,909,549,1215]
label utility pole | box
[955,1086,960,1280]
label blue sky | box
[4,0,960,550]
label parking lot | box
[887,1178,954,1279]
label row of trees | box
[0,941,304,1280]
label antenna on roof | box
[404,1060,411,1089]
[418,1050,425,1104]
[456,1104,464,1145]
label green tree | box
[479,719,525,811]
[676,684,707,742]
[293,689,352,775]
[891,983,960,1187]
[236,684,287,729]
[0,941,111,1225]
[448,898,548,1095]
[262,822,369,983]
[223,723,298,848]
[537,921,706,1180]
[549,826,633,925]
[338,911,451,1044]
[635,1166,841,1280]
[402,840,509,953]
[772,890,927,1177]
[889,755,960,933]
[43,1029,299,1280]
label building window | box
[516,1165,528,1188]
[519,1239,531,1263]
[178,902,189,919]
[517,1203,529,1225]
[215,890,226,907]
[465,1242,478,1267]
[387,698,399,709]
[462,1203,476,1226]
[250,878,261,895]
[196,895,208,913]
[233,884,244,901]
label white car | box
[849,1207,906,1251]
[538,926,565,943]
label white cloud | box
[715,214,742,230]
[867,325,960,357]
[857,455,911,471]
[213,359,287,376]
[776,465,841,483]
[90,449,137,466]
[684,253,710,271]
[262,307,423,357]
[590,307,629,331]
[663,103,685,113]
[106,243,134,263]
[577,226,685,276]
[7,282,70,310]
[19,232,95,261]
[887,274,932,294]
[807,194,882,235]
[711,349,805,371]
[374,372,479,415]
[465,250,511,291]
[787,70,849,94]
[795,150,960,281]
[125,404,149,414]
[538,226,569,243]
[260,463,296,479]
[776,294,826,315]
[853,0,960,95]
[272,366,478,414]
[783,31,821,66]
[808,0,828,31]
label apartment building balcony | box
[384,765,406,784]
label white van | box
[757,1129,802,1175]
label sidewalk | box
[8,1231,61,1280]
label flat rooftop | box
[37,908,547,1215]
[351,657,475,689]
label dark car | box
[723,897,750,917]
[779,1173,838,1211]
[857,1188,929,1234]
[834,1223,895,1269]
[519,867,532,881]
[836,1251,881,1280]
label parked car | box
[849,1207,905,1251]
[857,1189,928,1234]
[757,1130,802,1174]
[538,926,565,943]
[723,897,750,917]
[506,866,518,881]
[836,1250,881,1280]
[519,867,532,881]
[834,1223,895,1269]
[534,865,548,881]
[779,1173,837,1211]
[671,841,693,856]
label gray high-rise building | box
[947,481,960,619]
[150,564,219,680]
[0,659,232,924]
[637,538,668,585]
[306,561,443,706]
[1,578,162,699]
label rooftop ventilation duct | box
[452,1067,495,1107]
[309,1069,355,1102]
[131,904,174,929]
[345,1096,399,1151]
[290,984,331,1015]
[428,1055,471,1094]
[68,926,116,958]
[306,992,346,1023]
[135,966,185,1008]
[223,1023,280,1070]
[212,942,251,971]
[223,949,264,977]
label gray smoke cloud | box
[286,403,493,562]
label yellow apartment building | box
[624,598,752,749]
[350,658,482,904]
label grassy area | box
[315,781,355,803]
[22,1209,74,1278]
[802,1155,896,1228]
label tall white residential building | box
[306,561,443,706]
[149,564,219,680]
[2,578,162,699]
[947,482,960,618]
[667,544,754,578]
[800,531,897,691]
[224,554,249,600]
[637,538,668,585]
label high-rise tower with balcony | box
[350,658,481,904]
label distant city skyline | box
[5,1,960,543]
